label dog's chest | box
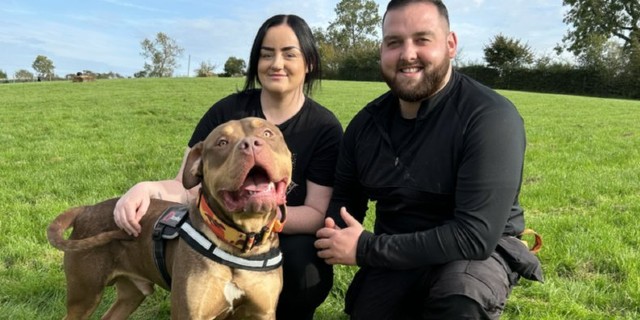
[224,281,245,305]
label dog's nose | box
[238,137,264,153]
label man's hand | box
[314,207,363,265]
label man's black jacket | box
[328,71,526,269]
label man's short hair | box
[383,0,450,27]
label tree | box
[15,69,34,81]
[313,27,340,78]
[623,37,640,97]
[337,42,380,81]
[559,0,640,56]
[0,69,7,79]
[223,57,246,77]
[575,34,614,69]
[133,70,147,78]
[326,0,381,49]
[32,55,55,80]
[195,61,217,77]
[140,32,184,77]
[314,0,381,79]
[483,34,534,71]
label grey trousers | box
[346,251,518,320]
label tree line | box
[0,32,248,82]
[306,0,639,99]
[2,55,127,82]
[462,0,640,99]
[3,0,638,99]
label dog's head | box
[183,118,291,219]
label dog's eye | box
[216,138,228,147]
[263,130,274,138]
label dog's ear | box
[182,142,203,189]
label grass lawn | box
[1,77,639,319]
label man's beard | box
[382,58,450,102]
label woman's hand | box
[113,182,152,237]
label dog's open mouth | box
[221,166,288,212]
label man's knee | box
[422,255,515,319]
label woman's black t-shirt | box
[188,89,343,206]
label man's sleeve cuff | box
[355,230,374,266]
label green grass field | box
[1,77,639,319]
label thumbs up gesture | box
[315,207,363,266]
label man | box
[314,0,542,319]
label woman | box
[114,14,342,319]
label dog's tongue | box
[242,171,271,192]
[222,170,284,212]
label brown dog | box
[47,117,292,319]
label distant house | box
[72,72,95,82]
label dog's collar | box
[197,193,286,253]
[179,220,283,271]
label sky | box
[0,0,572,78]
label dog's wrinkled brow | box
[221,125,235,135]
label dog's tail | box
[47,207,131,252]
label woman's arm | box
[114,147,200,236]
[282,181,332,234]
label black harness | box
[152,205,283,288]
